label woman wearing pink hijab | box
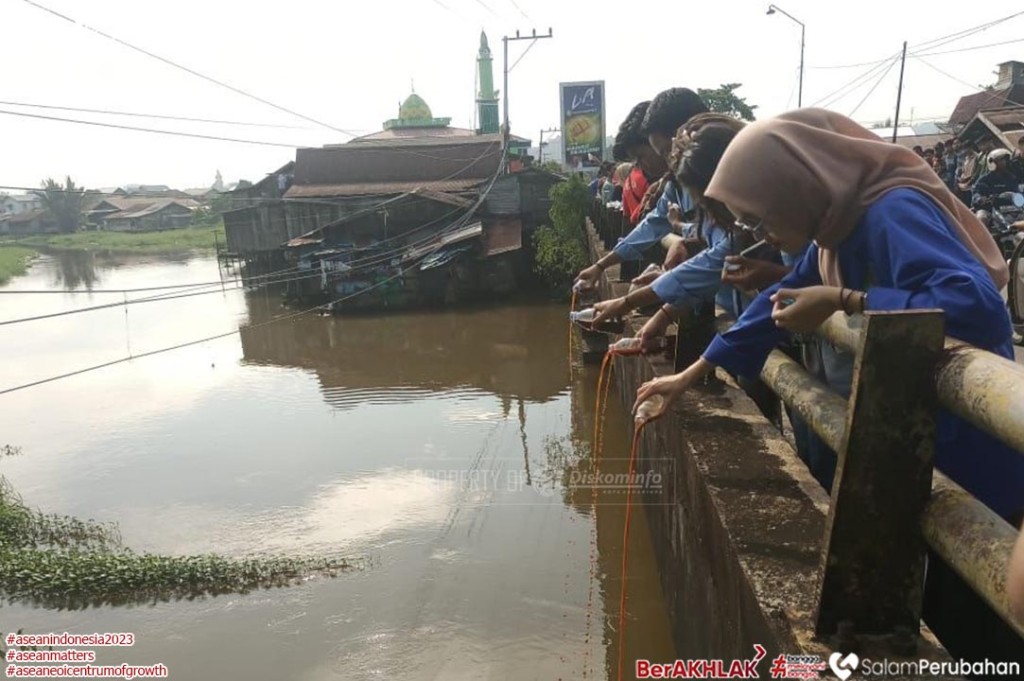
[635,108,1018,515]
[634,108,1024,663]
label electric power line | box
[806,11,1024,74]
[812,51,902,109]
[471,0,500,18]
[508,39,538,73]
[0,100,311,129]
[0,106,498,163]
[0,184,479,210]
[0,268,320,326]
[912,55,984,93]
[910,10,1024,53]
[915,36,1024,58]
[19,0,358,137]
[0,198,474,320]
[0,108,299,148]
[808,56,894,70]
[506,0,531,20]
[849,54,901,118]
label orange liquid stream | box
[618,423,646,681]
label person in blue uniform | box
[633,108,1023,666]
[589,114,750,330]
[574,88,709,290]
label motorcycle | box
[990,192,1024,260]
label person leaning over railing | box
[633,108,1024,664]
[593,112,850,481]
[589,114,751,335]
[574,88,710,291]
[611,101,657,229]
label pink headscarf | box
[704,108,1008,289]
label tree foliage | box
[533,174,590,290]
[538,160,564,174]
[697,83,758,121]
[33,177,86,234]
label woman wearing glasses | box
[634,108,1024,664]
[635,108,1020,518]
[590,114,758,343]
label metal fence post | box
[815,310,945,639]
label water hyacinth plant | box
[0,446,350,610]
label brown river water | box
[0,251,676,680]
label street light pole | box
[767,4,805,108]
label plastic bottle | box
[570,308,626,334]
[573,279,595,294]
[609,337,643,354]
[610,336,670,355]
[635,395,665,424]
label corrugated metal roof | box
[878,133,950,151]
[412,189,474,208]
[290,138,502,189]
[340,131,528,147]
[92,197,200,212]
[960,107,1024,147]
[285,236,324,247]
[949,85,1024,126]
[352,127,479,142]
[284,179,484,198]
[980,106,1024,130]
[0,208,51,223]
[106,200,195,220]
[402,222,482,261]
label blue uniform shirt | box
[612,182,694,261]
[649,218,742,316]
[703,188,1022,519]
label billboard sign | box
[560,81,605,169]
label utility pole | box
[503,28,553,162]
[538,126,558,164]
[892,41,908,144]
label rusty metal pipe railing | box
[713,309,1024,637]
[922,472,1024,639]
[935,344,1024,456]
[824,312,1024,457]
[760,349,848,454]
[818,311,862,354]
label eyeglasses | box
[734,217,766,239]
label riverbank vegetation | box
[0,223,226,256]
[533,174,589,292]
[0,247,35,285]
[0,445,349,609]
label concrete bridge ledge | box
[583,219,955,676]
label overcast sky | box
[2,0,1022,190]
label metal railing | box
[585,198,1024,646]
[702,308,1024,645]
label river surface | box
[0,251,676,680]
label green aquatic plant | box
[0,446,350,610]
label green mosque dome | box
[399,93,433,122]
[382,90,452,131]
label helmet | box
[988,148,1012,170]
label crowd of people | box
[911,135,1024,227]
[573,87,1024,667]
